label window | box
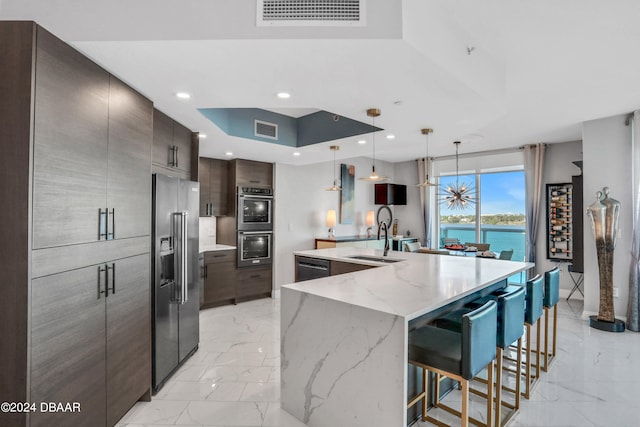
[438,170,526,262]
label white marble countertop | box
[283,247,533,321]
[199,244,236,253]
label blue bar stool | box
[521,274,544,399]
[542,267,560,372]
[407,300,497,427]
[433,286,526,427]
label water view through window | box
[439,171,526,263]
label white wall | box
[534,140,583,297]
[392,160,424,243]
[273,157,394,290]
[582,114,632,321]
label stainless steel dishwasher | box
[295,256,331,282]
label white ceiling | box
[3,0,640,165]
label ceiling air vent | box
[257,0,365,27]
[255,120,278,140]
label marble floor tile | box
[119,297,640,427]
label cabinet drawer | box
[203,262,236,307]
[237,266,272,300]
[204,249,236,264]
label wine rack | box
[546,183,573,261]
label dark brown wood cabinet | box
[237,266,273,302]
[32,28,110,249]
[202,250,237,307]
[199,158,229,216]
[30,265,107,427]
[152,108,197,180]
[107,77,153,240]
[1,22,152,427]
[232,158,273,188]
[330,260,376,276]
[106,254,151,427]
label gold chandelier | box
[439,141,476,210]
[417,128,438,187]
[325,145,342,191]
[358,108,391,182]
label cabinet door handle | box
[107,208,115,240]
[97,265,107,299]
[168,145,176,167]
[204,265,208,279]
[174,146,179,168]
[107,263,116,295]
[249,180,260,184]
[250,274,261,279]
[98,208,108,240]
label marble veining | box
[116,297,640,427]
[287,247,532,320]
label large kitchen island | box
[281,247,532,427]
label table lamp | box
[326,210,337,238]
[366,210,375,237]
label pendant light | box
[417,128,438,187]
[325,145,342,191]
[439,141,476,210]
[358,108,391,182]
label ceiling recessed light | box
[225,151,233,156]
[198,133,207,139]
[293,152,301,156]
[277,92,291,99]
[386,134,395,140]
[176,92,191,99]
[357,139,367,144]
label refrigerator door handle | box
[173,211,189,304]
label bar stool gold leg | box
[535,320,541,380]
[524,323,532,399]
[495,348,502,427]
[486,361,494,427]
[543,308,550,371]
[515,337,522,410]
[422,367,428,420]
[553,305,557,359]
[461,379,469,427]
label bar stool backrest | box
[461,300,497,380]
[525,274,544,325]
[544,267,560,308]
[498,286,526,349]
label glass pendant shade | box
[359,108,391,182]
[325,145,342,191]
[417,128,438,187]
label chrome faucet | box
[377,221,390,256]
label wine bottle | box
[551,190,566,196]
[552,236,566,242]
[550,247,571,253]
[550,219,564,225]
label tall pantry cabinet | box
[1,22,152,427]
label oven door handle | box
[239,194,274,200]
[239,231,273,235]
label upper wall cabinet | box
[32,27,153,249]
[152,108,196,180]
[199,158,229,216]
[233,159,273,188]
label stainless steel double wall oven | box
[237,186,273,267]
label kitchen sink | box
[346,255,404,263]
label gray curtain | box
[523,143,546,276]
[417,157,433,247]
[628,111,640,331]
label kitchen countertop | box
[285,247,533,321]
[199,244,236,253]
[281,248,532,427]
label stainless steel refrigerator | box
[152,173,200,393]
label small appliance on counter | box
[152,173,200,393]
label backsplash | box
[199,216,216,247]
